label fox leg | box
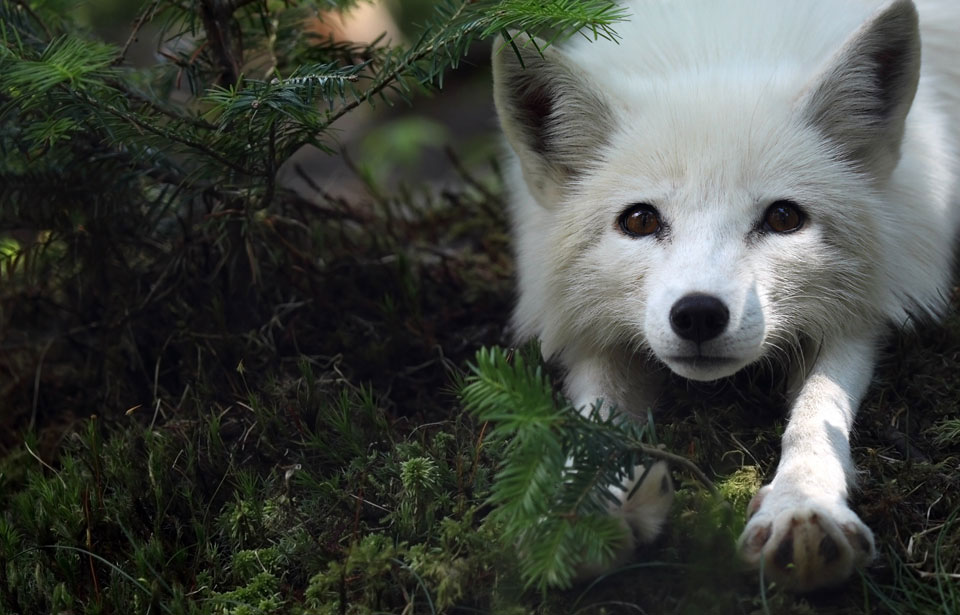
[739,333,877,591]
[564,352,674,577]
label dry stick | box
[29,338,54,431]
[24,441,66,488]
[443,146,504,223]
[632,442,719,495]
[116,0,162,65]
[260,120,277,209]
[199,0,242,85]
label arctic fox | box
[492,0,960,592]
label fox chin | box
[492,0,960,592]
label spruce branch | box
[478,0,628,43]
[7,0,52,40]
[461,345,719,589]
[69,87,257,176]
[315,0,628,133]
[318,0,476,131]
[630,441,718,495]
[115,79,218,132]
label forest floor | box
[1,49,959,615]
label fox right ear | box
[797,0,921,178]
[492,35,612,205]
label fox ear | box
[798,0,921,178]
[492,35,612,205]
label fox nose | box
[669,293,729,343]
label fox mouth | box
[667,355,739,367]
[663,355,745,381]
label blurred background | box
[92,0,502,199]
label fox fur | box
[492,0,960,592]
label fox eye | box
[763,200,804,234]
[618,204,661,237]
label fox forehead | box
[575,95,840,215]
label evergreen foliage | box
[0,0,627,426]
[462,345,652,590]
[1,1,959,614]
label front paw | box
[574,461,674,580]
[738,486,875,592]
[617,460,675,542]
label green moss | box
[716,466,763,513]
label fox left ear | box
[491,34,613,207]
[797,0,921,178]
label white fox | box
[492,0,960,591]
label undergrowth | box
[1,1,958,613]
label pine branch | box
[462,345,718,589]
[7,0,51,40]
[316,0,628,132]
[115,80,218,132]
[69,87,257,176]
[318,0,476,131]
[479,0,628,43]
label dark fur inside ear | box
[492,35,612,197]
[873,45,915,120]
[507,67,557,157]
[799,0,920,176]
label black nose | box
[669,293,729,343]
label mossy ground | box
[2,152,958,614]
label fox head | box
[492,0,922,381]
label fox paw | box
[575,461,674,580]
[738,485,875,592]
[616,461,675,542]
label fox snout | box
[669,293,730,344]
[648,282,767,382]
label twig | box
[444,146,497,204]
[882,425,930,463]
[290,163,371,222]
[199,0,243,85]
[467,421,488,489]
[915,570,960,579]
[444,146,504,223]
[29,338,54,431]
[260,120,277,208]
[9,0,52,40]
[110,79,218,131]
[69,88,257,176]
[347,493,391,513]
[24,441,66,488]
[116,0,162,65]
[630,441,718,495]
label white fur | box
[492,0,960,591]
